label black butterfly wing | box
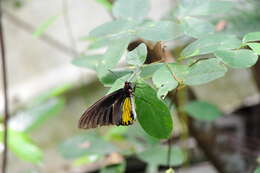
[78,89,125,129]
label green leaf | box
[135,82,173,139]
[137,146,185,166]
[97,38,130,81]
[86,20,136,47]
[112,0,149,20]
[167,63,189,81]
[181,34,241,58]
[184,58,227,85]
[255,167,260,173]
[140,63,164,79]
[10,98,65,132]
[0,129,43,164]
[247,43,260,55]
[182,17,214,38]
[174,0,233,18]
[72,54,103,70]
[59,132,117,159]
[183,101,222,121]
[214,49,258,68]
[242,32,260,43]
[126,43,147,66]
[137,21,183,41]
[99,68,132,86]
[96,0,112,10]
[33,14,60,37]
[107,74,131,94]
[152,65,178,99]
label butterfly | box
[78,81,137,129]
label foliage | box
[5,0,260,172]
[71,0,260,150]
[255,167,260,173]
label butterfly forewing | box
[78,89,124,129]
[78,82,136,129]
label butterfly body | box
[78,82,136,129]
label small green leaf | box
[181,34,241,58]
[112,0,149,20]
[182,17,214,38]
[183,101,221,121]
[214,49,258,68]
[184,58,227,85]
[0,129,43,164]
[59,132,117,159]
[33,14,60,37]
[137,21,183,41]
[137,146,185,166]
[10,98,65,132]
[96,0,112,10]
[126,43,147,66]
[72,54,103,70]
[135,82,173,139]
[247,43,260,55]
[152,65,178,99]
[242,32,260,43]
[254,167,260,173]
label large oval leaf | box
[135,82,173,139]
[181,34,241,58]
[183,101,222,121]
[184,58,227,85]
[137,21,183,41]
[214,49,258,68]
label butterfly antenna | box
[108,69,119,78]
[128,67,141,82]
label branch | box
[3,9,77,56]
[0,1,9,173]
[62,0,78,57]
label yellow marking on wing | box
[122,97,133,125]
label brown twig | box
[0,1,9,173]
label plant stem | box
[62,0,77,58]
[0,0,9,172]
